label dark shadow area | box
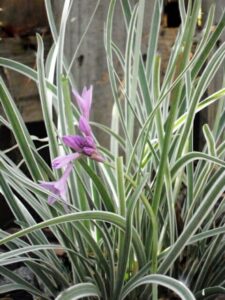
[164,0,181,28]
[0,121,50,229]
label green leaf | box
[0,266,47,299]
[0,57,57,94]
[159,170,225,274]
[36,34,59,161]
[0,79,43,181]
[55,283,101,300]
[121,274,196,300]
[0,210,146,268]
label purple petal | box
[85,135,96,148]
[90,152,105,162]
[39,164,73,206]
[79,116,92,136]
[54,164,73,201]
[72,86,93,120]
[62,135,86,151]
[40,181,59,205]
[83,146,96,156]
[52,153,81,169]
[48,195,57,205]
[39,181,57,192]
[81,85,93,119]
[72,89,85,114]
[60,163,73,182]
[56,164,73,191]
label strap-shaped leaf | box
[0,78,43,180]
[121,274,195,300]
[55,283,101,300]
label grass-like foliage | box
[1,0,225,299]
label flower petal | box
[90,152,105,162]
[72,86,93,120]
[52,153,80,169]
[81,85,93,119]
[39,181,57,192]
[79,116,92,136]
[39,164,73,206]
[58,163,73,187]
[85,135,96,148]
[48,195,57,205]
[72,89,85,114]
[62,135,86,151]
[83,146,96,156]
[40,181,59,204]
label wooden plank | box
[0,0,48,37]
[202,1,225,129]
[0,1,50,123]
[0,36,52,123]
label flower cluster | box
[40,86,104,205]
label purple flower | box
[51,135,104,171]
[52,152,81,169]
[40,164,73,205]
[50,85,104,174]
[40,85,104,206]
[62,135,104,162]
[72,86,93,120]
[62,135,95,152]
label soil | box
[0,291,33,300]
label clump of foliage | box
[1,0,225,299]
